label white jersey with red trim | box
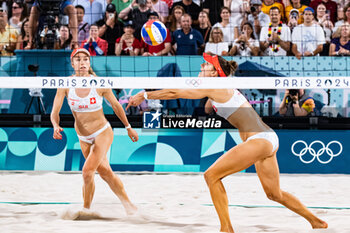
[68,88,103,113]
[211,89,248,119]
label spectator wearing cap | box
[292,7,326,59]
[119,0,152,40]
[261,0,284,21]
[151,0,169,23]
[81,24,108,56]
[75,5,90,46]
[96,3,123,55]
[287,8,300,32]
[285,0,307,25]
[115,20,141,55]
[74,0,105,25]
[0,7,18,56]
[243,0,270,40]
[202,0,224,26]
[310,0,337,24]
[170,0,201,23]
[141,11,171,56]
[172,14,204,55]
[260,7,291,56]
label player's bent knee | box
[204,169,218,186]
[265,190,283,202]
[98,166,113,181]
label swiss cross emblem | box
[90,97,96,104]
[212,105,217,112]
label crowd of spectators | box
[0,0,349,58]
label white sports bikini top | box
[211,89,248,119]
[68,88,103,112]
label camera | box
[250,6,257,13]
[290,11,298,19]
[36,0,63,49]
[289,89,299,96]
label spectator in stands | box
[96,3,123,55]
[329,22,350,56]
[243,0,270,40]
[172,14,204,55]
[287,8,300,32]
[119,0,152,40]
[166,5,185,32]
[225,0,250,35]
[0,7,18,56]
[315,3,333,54]
[108,0,132,21]
[279,89,315,116]
[213,7,235,45]
[26,1,78,49]
[202,0,224,26]
[193,11,211,43]
[54,24,71,50]
[171,0,200,22]
[310,0,337,24]
[229,22,259,56]
[16,17,29,50]
[292,7,325,59]
[141,11,171,56]
[204,27,229,56]
[333,3,350,36]
[82,24,108,56]
[75,5,90,46]
[262,0,285,21]
[115,20,141,56]
[151,0,169,23]
[9,1,28,32]
[75,0,105,25]
[285,0,307,25]
[260,7,291,56]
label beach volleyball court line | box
[1,201,349,210]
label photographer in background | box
[243,0,270,40]
[118,0,152,40]
[25,0,78,49]
[279,89,315,116]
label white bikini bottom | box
[77,122,111,144]
[246,130,279,153]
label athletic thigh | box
[255,153,281,194]
[83,127,114,171]
[206,139,274,180]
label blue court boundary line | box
[0,202,349,210]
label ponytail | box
[218,56,238,76]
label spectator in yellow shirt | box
[262,0,285,21]
[0,7,18,56]
[285,0,307,24]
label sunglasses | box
[12,6,21,9]
[0,8,4,12]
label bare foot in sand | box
[312,219,328,229]
[124,203,138,215]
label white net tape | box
[1,76,350,89]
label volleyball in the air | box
[141,20,167,46]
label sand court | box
[0,172,349,233]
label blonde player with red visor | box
[127,53,327,232]
[51,48,138,215]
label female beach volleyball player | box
[127,53,328,232]
[51,48,138,215]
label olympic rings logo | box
[291,140,343,164]
[185,79,202,87]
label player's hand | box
[127,128,139,142]
[126,92,145,110]
[53,126,63,140]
